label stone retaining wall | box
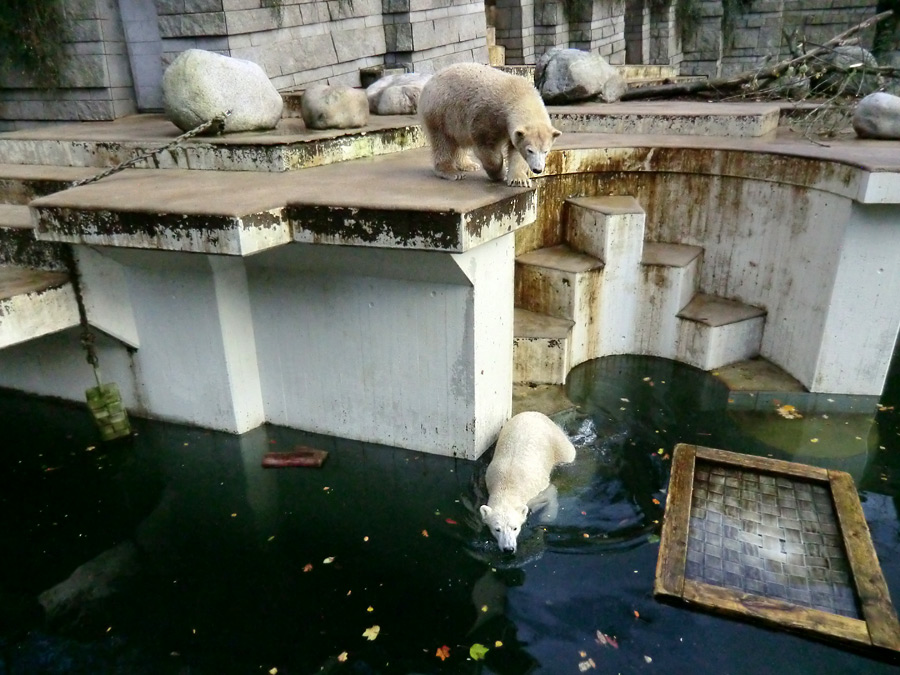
[0,0,485,128]
[682,0,878,78]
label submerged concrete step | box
[513,307,574,385]
[0,204,67,270]
[637,242,703,358]
[0,265,79,349]
[677,293,767,370]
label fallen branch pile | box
[621,10,896,101]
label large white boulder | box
[301,84,369,129]
[366,72,431,115]
[535,48,626,104]
[162,49,283,133]
[853,92,900,139]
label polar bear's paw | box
[507,175,533,188]
[433,167,468,181]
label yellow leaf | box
[269,668,278,674]
[367,606,374,612]
[323,556,335,564]
[362,625,380,641]
[494,640,503,648]
[337,652,348,662]
[481,604,488,612]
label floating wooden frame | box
[655,444,900,657]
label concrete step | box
[0,113,425,172]
[566,195,646,262]
[676,293,767,370]
[0,204,67,270]
[636,242,703,358]
[566,196,645,356]
[0,163,95,204]
[0,265,79,349]
[513,307,574,385]
[515,243,603,366]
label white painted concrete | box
[635,247,701,358]
[568,198,645,356]
[102,248,266,433]
[812,203,900,395]
[0,326,139,407]
[75,247,140,348]
[246,238,515,458]
[0,282,79,350]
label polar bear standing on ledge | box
[480,411,577,553]
[419,63,561,188]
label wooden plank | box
[694,445,830,482]
[830,470,900,652]
[654,443,695,599]
[682,579,873,648]
[262,447,329,468]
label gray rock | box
[535,48,626,104]
[301,84,369,129]
[853,92,900,139]
[366,72,431,114]
[816,45,880,96]
[38,541,140,628]
[162,49,283,134]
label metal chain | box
[69,110,232,188]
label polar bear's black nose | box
[502,545,515,553]
[532,167,543,175]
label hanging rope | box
[69,110,231,188]
[61,111,231,438]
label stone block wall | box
[624,0,650,63]
[518,0,626,63]
[1,0,486,127]
[680,0,723,77]
[681,0,879,78]
[0,0,137,130]
[383,0,488,73]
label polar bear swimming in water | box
[480,411,577,553]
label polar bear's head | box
[512,125,562,175]
[480,503,529,553]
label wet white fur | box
[419,63,561,188]
[480,411,576,553]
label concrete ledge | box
[32,150,538,254]
[0,266,79,349]
[0,114,425,172]
[550,102,781,138]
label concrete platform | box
[550,101,781,137]
[0,265,78,349]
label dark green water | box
[1,349,898,674]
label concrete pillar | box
[107,249,266,433]
[246,236,514,459]
[812,203,900,396]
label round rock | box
[301,84,369,129]
[162,49,283,133]
[852,92,900,139]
